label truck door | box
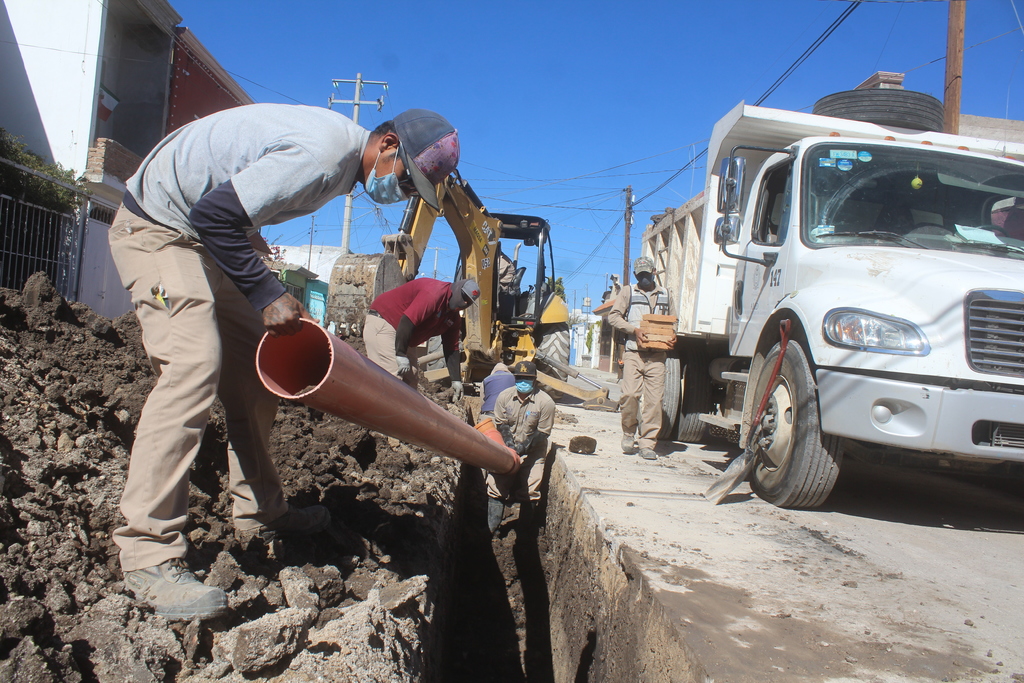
[731,158,793,356]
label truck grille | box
[966,290,1024,378]
[991,422,1024,449]
[974,420,1024,448]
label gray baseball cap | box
[449,278,480,310]
[394,109,460,210]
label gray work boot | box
[124,558,229,621]
[241,504,332,543]
[638,447,658,461]
[621,433,639,455]
[486,498,505,536]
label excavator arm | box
[382,174,503,362]
[326,173,607,404]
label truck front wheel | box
[749,341,843,509]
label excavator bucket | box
[324,253,406,337]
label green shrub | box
[0,128,87,213]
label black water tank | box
[812,89,945,132]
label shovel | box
[704,319,791,504]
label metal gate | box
[0,193,86,300]
[0,153,89,301]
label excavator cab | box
[490,213,557,328]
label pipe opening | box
[256,321,332,399]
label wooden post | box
[944,0,965,134]
[622,185,633,286]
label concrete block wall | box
[85,138,142,185]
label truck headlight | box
[823,308,930,355]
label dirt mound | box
[0,273,460,682]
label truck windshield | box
[802,142,1024,260]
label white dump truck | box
[644,94,1024,508]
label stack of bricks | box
[637,314,677,350]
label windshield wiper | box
[951,240,1024,258]
[824,231,929,249]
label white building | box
[1,0,251,318]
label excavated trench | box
[0,273,695,682]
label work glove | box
[451,381,464,402]
[395,354,412,376]
[513,433,537,455]
[497,424,515,448]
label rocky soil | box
[0,273,465,682]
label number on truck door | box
[732,159,793,356]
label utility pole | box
[307,215,315,269]
[425,246,447,278]
[622,185,633,286]
[943,0,965,134]
[329,73,388,254]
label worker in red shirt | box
[363,277,480,400]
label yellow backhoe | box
[323,172,608,404]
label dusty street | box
[548,399,1024,682]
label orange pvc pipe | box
[475,418,510,449]
[256,320,520,475]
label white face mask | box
[364,149,408,204]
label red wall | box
[168,28,248,132]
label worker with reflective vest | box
[607,256,671,460]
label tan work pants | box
[108,207,288,571]
[362,313,420,389]
[486,436,549,503]
[620,349,666,449]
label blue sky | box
[170,0,1024,309]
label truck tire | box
[812,89,944,133]
[536,323,570,380]
[659,355,681,440]
[748,341,843,509]
[676,346,711,443]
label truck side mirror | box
[714,216,740,245]
[716,156,746,214]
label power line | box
[754,0,863,106]
[633,149,708,206]
[459,142,702,192]
[483,197,624,212]
[224,70,305,104]
[904,27,1021,73]
[872,0,905,73]
[466,168,690,182]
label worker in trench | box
[479,362,515,417]
[363,277,480,400]
[485,361,556,535]
[607,256,672,461]
[106,104,460,621]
